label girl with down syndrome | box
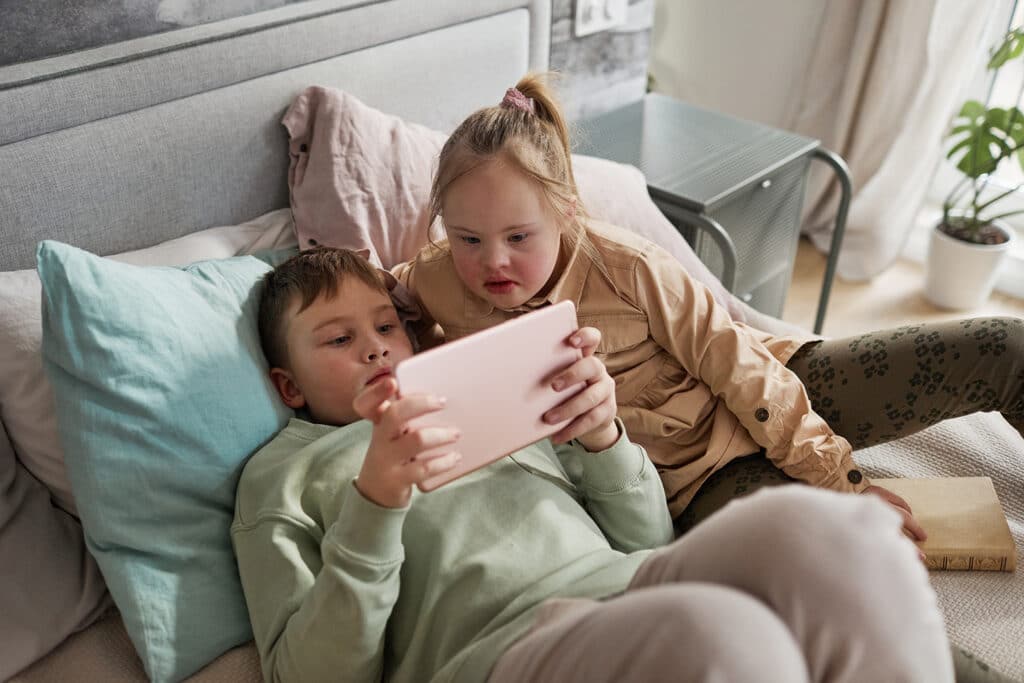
[392,72,1024,539]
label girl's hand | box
[863,484,929,560]
[352,378,461,508]
[544,326,619,452]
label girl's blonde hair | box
[429,72,603,268]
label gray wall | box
[0,0,653,119]
[0,0,320,66]
[551,0,654,120]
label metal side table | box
[576,93,851,334]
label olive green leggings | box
[679,316,1024,531]
[789,316,1024,446]
[676,317,1024,683]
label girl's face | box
[441,159,565,310]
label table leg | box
[809,147,852,335]
[655,201,739,293]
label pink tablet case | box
[394,300,583,491]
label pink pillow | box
[282,87,748,322]
[283,87,446,267]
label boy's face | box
[270,277,413,426]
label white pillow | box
[0,208,296,515]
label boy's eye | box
[378,324,395,334]
[329,336,351,346]
[508,233,528,243]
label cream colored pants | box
[489,486,953,683]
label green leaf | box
[989,28,1024,69]
[959,100,987,119]
[946,103,1024,178]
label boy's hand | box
[544,326,619,452]
[352,378,461,508]
[863,484,929,561]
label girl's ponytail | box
[511,73,577,192]
[430,71,608,281]
[431,71,579,228]
[430,71,606,278]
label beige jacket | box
[393,220,869,516]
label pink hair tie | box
[501,87,535,115]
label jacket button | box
[299,143,308,152]
[847,470,863,485]
[755,408,769,422]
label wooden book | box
[873,477,1017,572]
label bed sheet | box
[855,412,1024,680]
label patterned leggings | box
[789,316,1024,446]
[676,317,1024,682]
[678,317,1024,533]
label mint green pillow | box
[38,241,291,683]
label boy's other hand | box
[544,326,619,452]
[353,378,461,508]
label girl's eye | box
[508,233,528,244]
[329,336,351,346]
[378,324,395,334]
[460,235,480,245]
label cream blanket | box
[856,413,1024,679]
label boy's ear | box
[269,367,306,409]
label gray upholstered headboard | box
[0,0,551,271]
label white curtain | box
[650,0,1001,281]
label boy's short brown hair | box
[258,247,390,369]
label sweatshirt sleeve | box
[556,418,674,553]
[633,244,869,495]
[231,481,408,683]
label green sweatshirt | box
[231,417,673,683]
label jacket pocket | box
[631,355,704,412]
[583,317,650,354]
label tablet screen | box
[394,300,583,491]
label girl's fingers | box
[569,326,602,357]
[889,492,914,516]
[550,415,589,445]
[549,397,616,444]
[866,485,913,515]
[550,355,604,392]
[545,375,613,425]
[901,509,928,542]
[865,486,926,542]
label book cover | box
[873,477,1017,572]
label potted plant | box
[926,26,1021,309]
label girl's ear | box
[270,367,306,409]
[566,196,577,220]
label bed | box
[1,0,1022,681]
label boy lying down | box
[230,247,952,683]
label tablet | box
[394,300,584,492]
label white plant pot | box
[924,221,1016,310]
